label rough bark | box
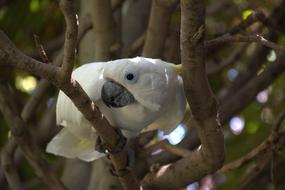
[141,0,224,189]
[142,0,178,58]
[91,0,115,61]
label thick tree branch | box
[142,0,178,58]
[91,0,115,61]
[141,1,224,189]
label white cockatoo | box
[46,57,186,161]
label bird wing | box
[46,124,104,161]
[47,62,106,161]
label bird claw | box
[95,127,127,154]
[108,147,135,177]
[109,164,130,177]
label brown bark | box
[92,0,115,61]
[142,0,178,58]
[141,0,224,189]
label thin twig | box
[33,34,50,63]
[216,10,266,36]
[206,34,285,52]
[206,44,247,75]
[269,152,275,190]
[220,129,285,173]
[234,153,272,190]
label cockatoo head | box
[101,57,178,111]
[99,57,183,132]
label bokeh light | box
[186,182,199,190]
[267,50,277,62]
[227,69,238,81]
[261,107,273,123]
[158,124,187,145]
[242,9,254,20]
[15,75,37,93]
[246,122,259,134]
[47,97,56,107]
[30,0,40,12]
[256,90,269,103]
[229,116,245,135]
[200,176,215,190]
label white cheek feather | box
[134,95,160,111]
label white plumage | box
[46,57,186,161]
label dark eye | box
[126,73,134,80]
[124,71,138,84]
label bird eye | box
[124,71,138,83]
[126,73,134,80]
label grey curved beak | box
[101,81,135,108]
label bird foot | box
[108,148,135,177]
[109,164,130,177]
[95,127,127,154]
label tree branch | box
[91,0,115,61]
[59,0,78,82]
[142,0,178,58]
[141,1,224,189]
[206,34,285,52]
